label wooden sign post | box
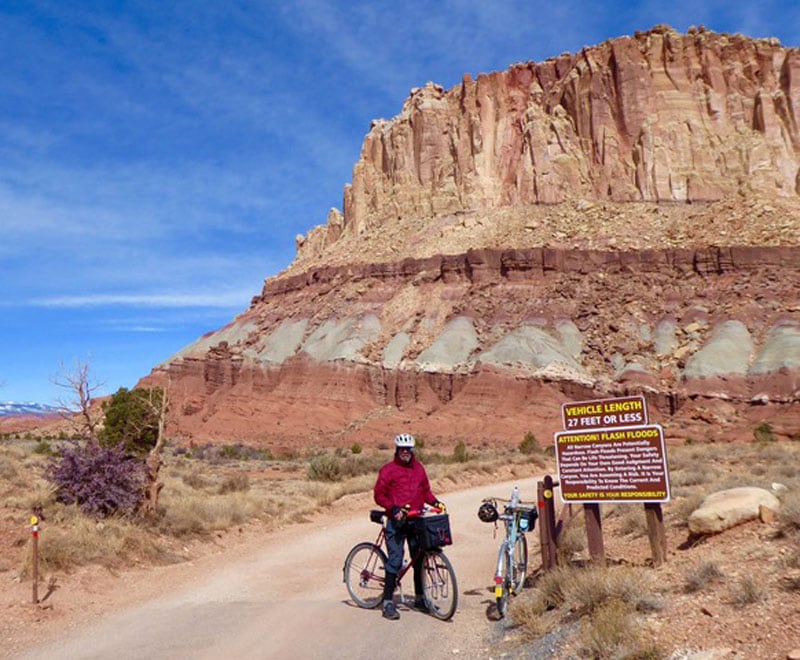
[31,511,39,604]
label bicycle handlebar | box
[486,496,536,505]
[370,505,444,524]
[406,505,444,518]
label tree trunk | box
[141,402,167,517]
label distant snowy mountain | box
[0,402,63,417]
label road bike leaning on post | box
[342,506,458,620]
[477,486,538,618]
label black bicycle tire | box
[495,544,510,618]
[343,542,387,609]
[511,533,528,594]
[422,550,458,621]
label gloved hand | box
[434,500,447,513]
[392,504,411,523]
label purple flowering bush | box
[45,441,145,517]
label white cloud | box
[30,291,254,309]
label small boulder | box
[759,504,777,523]
[688,486,781,535]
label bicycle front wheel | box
[422,550,458,620]
[343,542,387,609]
[495,545,510,618]
[511,533,528,595]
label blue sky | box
[1,1,798,405]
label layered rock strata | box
[144,246,800,447]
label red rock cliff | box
[296,26,800,261]
[143,26,800,450]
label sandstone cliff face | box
[296,25,800,263]
[143,27,800,449]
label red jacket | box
[374,455,436,512]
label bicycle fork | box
[425,553,450,600]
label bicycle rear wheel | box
[511,533,528,594]
[422,550,458,620]
[343,542,387,609]
[495,546,510,618]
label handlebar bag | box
[415,513,452,550]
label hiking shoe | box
[413,598,430,614]
[382,600,400,620]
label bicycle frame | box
[490,489,537,616]
[370,510,435,584]
[343,507,458,620]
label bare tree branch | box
[52,358,105,442]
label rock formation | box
[141,26,800,450]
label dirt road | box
[15,477,542,660]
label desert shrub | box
[557,523,586,564]
[44,441,144,517]
[176,443,271,462]
[339,453,385,478]
[508,591,553,637]
[578,597,632,658]
[32,439,55,456]
[684,560,724,593]
[20,511,168,575]
[618,508,648,537]
[534,565,572,609]
[0,455,19,480]
[181,470,213,490]
[753,422,776,444]
[218,473,250,494]
[307,453,342,482]
[519,431,541,455]
[452,440,470,463]
[778,490,800,534]
[579,597,663,660]
[730,575,767,606]
[155,492,258,536]
[350,442,362,454]
[219,443,261,461]
[565,565,657,615]
[669,466,711,487]
[780,548,800,570]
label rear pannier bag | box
[415,513,453,550]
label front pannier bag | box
[416,513,453,550]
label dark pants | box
[383,518,424,601]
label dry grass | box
[511,564,664,658]
[20,511,172,577]
[503,438,800,659]
[683,558,724,593]
[729,574,767,606]
[3,433,800,658]
[0,437,538,577]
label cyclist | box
[373,433,445,620]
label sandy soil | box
[2,471,800,660]
[3,477,541,660]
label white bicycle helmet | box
[394,433,415,449]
